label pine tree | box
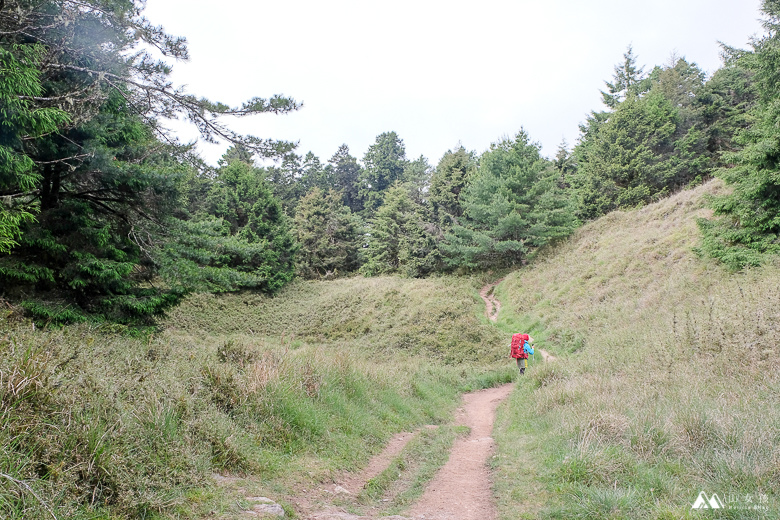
[0,0,300,322]
[327,144,364,213]
[0,45,70,252]
[360,182,439,277]
[574,56,711,220]
[698,0,780,269]
[601,45,648,108]
[359,132,408,214]
[327,144,363,213]
[299,152,327,193]
[696,49,758,159]
[218,144,255,167]
[200,159,297,291]
[443,131,577,269]
[429,146,477,228]
[264,153,306,215]
[293,187,360,279]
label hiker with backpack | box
[510,333,534,375]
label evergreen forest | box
[2,0,780,324]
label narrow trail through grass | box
[479,279,503,322]
[482,280,556,363]
[299,385,513,520]
[291,282,526,519]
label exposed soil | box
[479,280,503,322]
[341,431,418,495]
[404,385,513,520]
[298,385,513,520]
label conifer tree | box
[696,50,757,159]
[293,187,360,279]
[443,131,577,269]
[552,139,577,184]
[299,152,327,193]
[265,153,306,215]
[359,132,408,214]
[326,144,364,213]
[198,159,296,291]
[0,45,69,252]
[429,146,477,228]
[698,0,780,269]
[403,155,433,204]
[574,56,711,220]
[601,45,648,108]
[360,182,439,277]
[0,0,300,322]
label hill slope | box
[167,275,504,363]
[493,179,780,518]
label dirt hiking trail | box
[479,279,502,322]
[405,385,513,520]
[300,385,513,520]
[245,280,555,519]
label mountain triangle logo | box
[692,491,725,509]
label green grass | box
[166,275,505,364]
[5,179,777,519]
[493,179,780,519]
[0,273,510,519]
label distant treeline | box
[1,0,779,323]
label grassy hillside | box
[167,275,505,363]
[5,178,777,519]
[0,275,510,519]
[493,179,780,518]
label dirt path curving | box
[480,281,556,363]
[286,281,560,519]
[479,279,503,322]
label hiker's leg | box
[517,357,525,375]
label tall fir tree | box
[429,146,477,228]
[264,153,306,215]
[360,182,440,277]
[0,45,70,252]
[359,131,408,214]
[698,0,780,269]
[326,144,364,213]
[293,187,360,279]
[443,131,577,270]
[198,159,297,291]
[574,56,711,220]
[299,151,327,193]
[0,0,299,322]
[600,45,648,108]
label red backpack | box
[510,333,529,359]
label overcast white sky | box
[143,0,765,167]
